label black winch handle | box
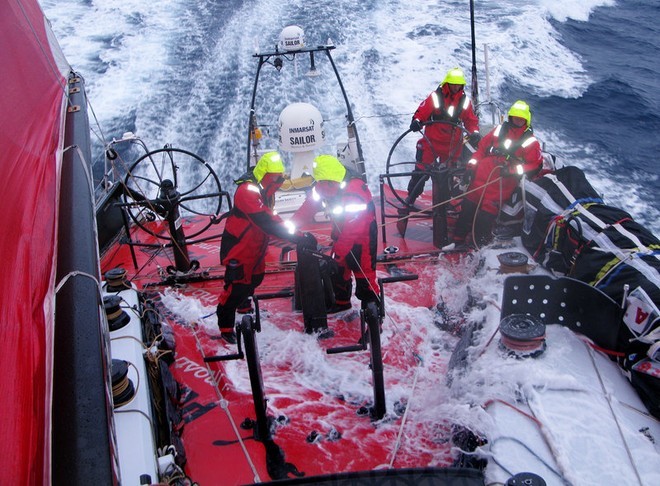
[327,344,366,355]
[254,290,294,300]
[299,247,335,263]
[377,274,418,320]
[252,290,294,333]
[378,274,418,285]
[204,351,244,362]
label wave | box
[41,0,659,232]
[539,0,616,22]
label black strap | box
[488,122,534,159]
[430,89,466,122]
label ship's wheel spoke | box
[384,121,468,209]
[122,147,224,240]
[179,171,214,199]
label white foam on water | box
[158,246,660,485]
[42,0,658,232]
[539,0,616,22]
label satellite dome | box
[279,26,305,52]
[278,103,325,152]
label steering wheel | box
[384,120,468,208]
[121,146,224,240]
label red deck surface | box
[101,190,469,484]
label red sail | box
[0,0,69,483]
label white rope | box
[585,342,644,485]
[54,270,101,294]
[388,361,422,468]
[387,166,501,233]
[63,144,94,187]
[525,391,576,486]
[187,320,261,482]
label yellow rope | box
[383,172,504,233]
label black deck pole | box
[365,302,386,420]
[240,315,270,441]
[431,167,450,248]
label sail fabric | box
[521,166,660,418]
[0,0,70,483]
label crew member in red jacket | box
[453,100,543,247]
[406,67,481,206]
[217,151,315,342]
[294,155,379,312]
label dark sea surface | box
[42,0,659,232]
[532,0,660,227]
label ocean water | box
[41,0,659,233]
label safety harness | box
[430,88,467,122]
[488,122,535,160]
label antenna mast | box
[469,0,479,109]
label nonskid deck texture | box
[100,196,484,484]
[99,196,660,485]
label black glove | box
[297,232,317,251]
[468,132,481,146]
[321,257,340,276]
[409,119,423,132]
[461,169,473,188]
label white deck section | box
[106,284,159,485]
[475,325,660,486]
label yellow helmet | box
[312,155,346,182]
[253,151,284,183]
[508,100,532,126]
[442,67,466,86]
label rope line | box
[382,170,504,234]
[485,397,572,485]
[187,320,262,482]
[388,362,422,468]
[55,270,101,294]
[585,342,644,485]
[489,436,564,482]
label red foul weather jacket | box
[413,83,480,165]
[220,179,295,284]
[466,121,543,215]
[329,177,378,287]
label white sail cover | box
[0,0,70,483]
